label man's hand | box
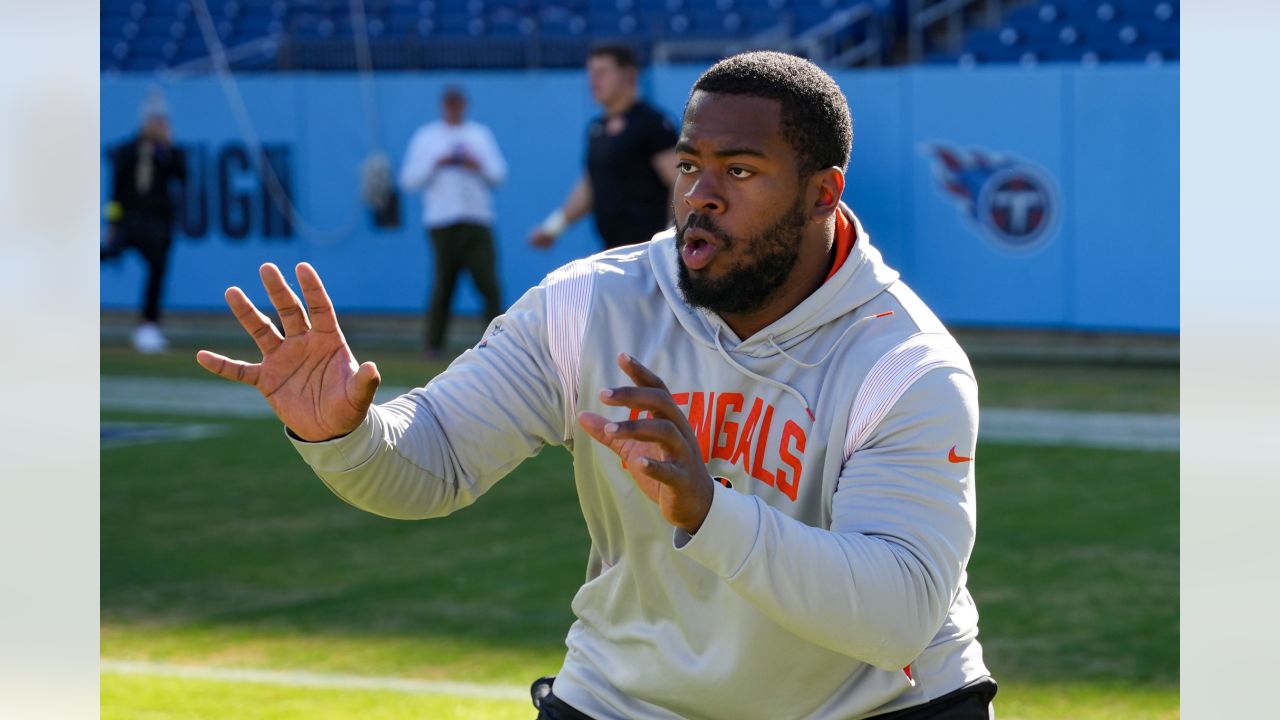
[578,353,714,534]
[195,262,380,442]
[527,228,555,249]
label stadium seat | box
[585,10,636,36]
[963,28,1011,57]
[666,13,692,36]
[792,4,838,31]
[486,7,534,36]
[1092,1,1124,23]
[1123,0,1179,23]
[538,7,588,36]
[738,8,784,33]
[238,13,284,39]
[103,12,134,37]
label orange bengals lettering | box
[670,390,807,502]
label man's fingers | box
[296,262,341,334]
[260,263,312,336]
[633,456,684,487]
[195,350,261,387]
[225,287,283,355]
[346,361,381,415]
[599,387,684,425]
[602,418,687,457]
[577,411,611,445]
[599,386,699,448]
[616,353,670,392]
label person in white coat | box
[399,86,507,359]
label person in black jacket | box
[102,89,187,353]
[528,44,678,252]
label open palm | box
[196,263,380,442]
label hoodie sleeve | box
[287,270,585,520]
[676,337,978,672]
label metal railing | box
[653,2,885,68]
[793,3,883,67]
[907,0,1011,62]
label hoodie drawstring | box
[766,311,895,369]
[710,311,894,422]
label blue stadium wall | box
[100,65,1178,332]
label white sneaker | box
[132,323,169,354]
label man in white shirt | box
[399,86,508,359]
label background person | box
[101,87,187,354]
[529,44,678,251]
[399,86,507,359]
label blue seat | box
[103,13,134,38]
[1007,3,1075,27]
[1119,0,1179,23]
[486,7,534,35]
[239,13,284,38]
[139,15,178,36]
[130,35,171,58]
[1042,0,1097,23]
[688,9,736,35]
[179,36,211,61]
[793,4,837,30]
[964,28,1007,54]
[1089,1,1126,23]
[585,10,632,35]
[1007,19,1060,49]
[437,12,475,33]
[738,8,784,33]
[538,11,588,36]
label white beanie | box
[139,86,170,121]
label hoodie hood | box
[649,203,900,360]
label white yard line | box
[100,659,529,702]
[981,407,1178,451]
[101,658,1027,717]
[101,376,1178,451]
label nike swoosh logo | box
[948,445,972,463]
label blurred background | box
[99,2,1179,719]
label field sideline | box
[101,343,1178,719]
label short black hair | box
[689,51,852,177]
[589,43,639,70]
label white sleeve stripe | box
[843,334,971,461]
[546,259,596,441]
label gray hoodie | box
[291,206,990,719]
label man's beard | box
[675,197,808,316]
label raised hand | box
[577,353,715,534]
[527,227,555,249]
[195,263,380,442]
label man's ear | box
[810,167,846,221]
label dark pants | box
[531,676,996,719]
[101,216,173,324]
[425,222,502,352]
[870,677,998,719]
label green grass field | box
[102,341,1178,718]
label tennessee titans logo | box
[923,144,1061,253]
